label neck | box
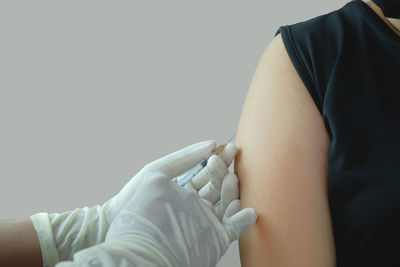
[366,0,400,35]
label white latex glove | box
[30,140,238,266]
[181,142,241,221]
[55,158,257,267]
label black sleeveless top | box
[274,0,400,266]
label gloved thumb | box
[145,140,216,180]
[222,199,257,242]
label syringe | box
[177,135,235,186]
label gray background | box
[0,0,349,265]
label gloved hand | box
[30,140,238,266]
[55,144,257,267]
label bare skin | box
[0,219,42,267]
[366,0,400,37]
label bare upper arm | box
[234,33,336,267]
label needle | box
[212,134,236,155]
[177,134,236,186]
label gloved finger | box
[223,199,240,219]
[183,165,210,191]
[201,198,214,213]
[222,199,258,242]
[198,155,228,203]
[215,173,239,220]
[145,140,216,180]
[175,142,236,189]
[192,154,228,192]
[218,142,238,167]
[183,179,196,191]
[190,155,226,192]
[184,152,226,190]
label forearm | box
[0,218,43,267]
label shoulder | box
[234,33,334,266]
[237,32,330,167]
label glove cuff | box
[30,212,60,267]
[48,205,109,261]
